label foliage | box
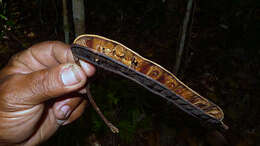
[0,1,15,39]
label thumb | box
[2,63,87,105]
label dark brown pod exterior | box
[71,34,228,130]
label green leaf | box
[6,20,15,27]
[0,14,7,21]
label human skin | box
[0,41,95,146]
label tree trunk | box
[72,0,86,37]
[62,0,70,43]
[174,0,195,75]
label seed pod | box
[71,34,228,130]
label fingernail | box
[61,64,83,86]
[79,60,90,74]
[60,105,71,119]
[57,119,66,125]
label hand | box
[0,41,95,146]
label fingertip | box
[79,60,96,77]
[63,99,87,125]
[53,97,86,126]
[59,105,71,120]
[53,97,82,120]
[60,63,87,87]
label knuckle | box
[31,71,50,97]
[30,71,49,97]
[0,74,26,108]
[30,69,62,98]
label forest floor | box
[1,0,260,146]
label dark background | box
[1,0,260,145]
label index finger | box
[1,41,95,77]
[12,41,74,72]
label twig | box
[85,84,119,133]
[174,0,195,75]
